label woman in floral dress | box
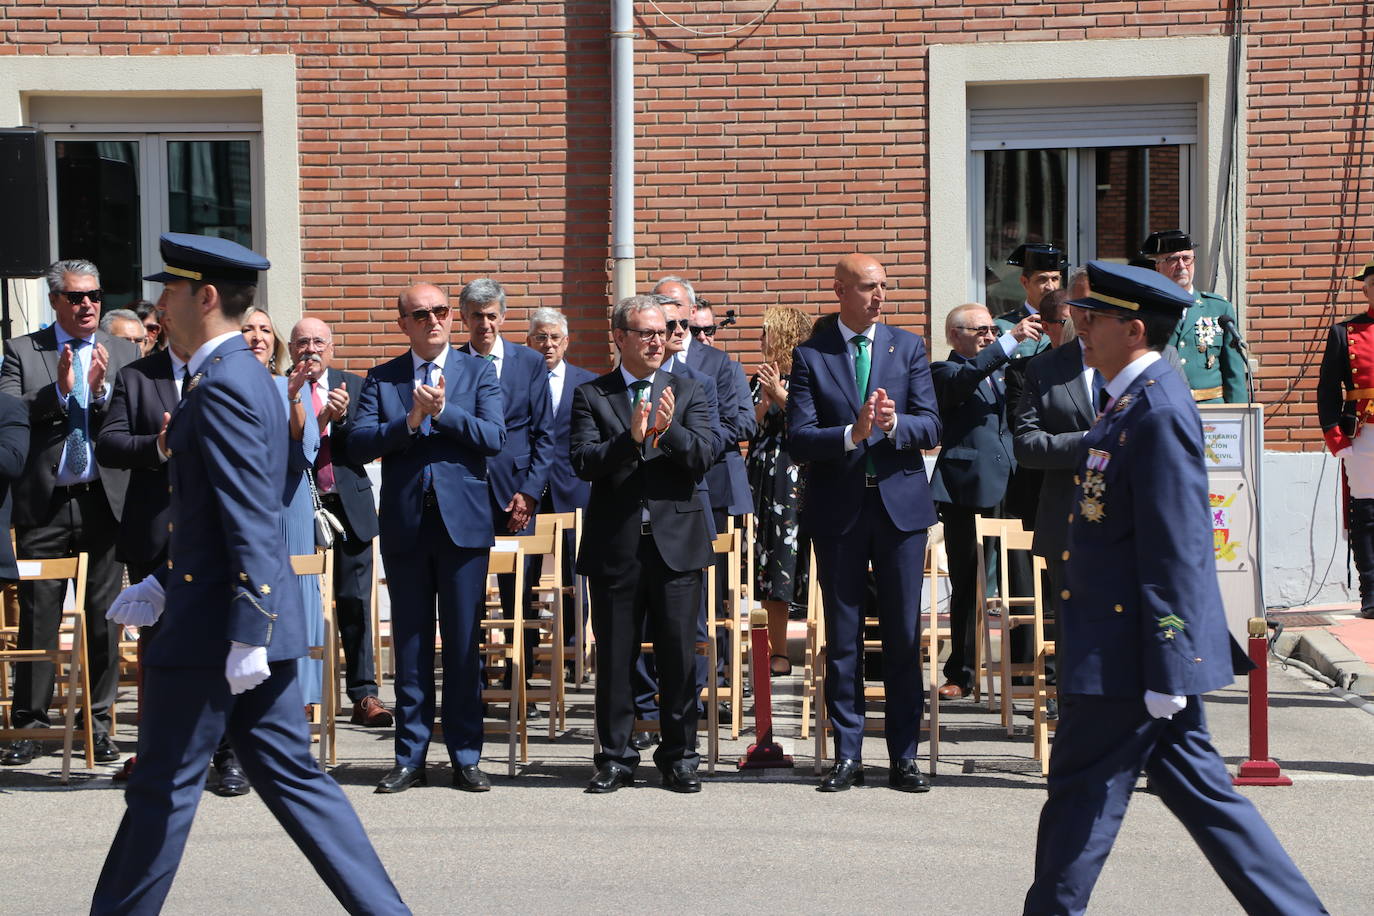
[747,305,814,676]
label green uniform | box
[993,303,1050,359]
[1168,289,1247,403]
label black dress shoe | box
[213,763,252,797]
[1360,606,1374,620]
[525,704,543,722]
[889,758,932,793]
[1,739,39,766]
[375,764,426,794]
[453,764,492,792]
[818,758,864,792]
[662,761,701,794]
[92,736,121,764]
[717,701,733,724]
[585,764,633,794]
[629,730,659,751]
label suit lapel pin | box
[1113,393,1133,413]
[186,372,204,392]
[887,345,894,353]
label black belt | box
[54,481,100,498]
[640,520,653,536]
[865,474,879,488]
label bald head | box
[833,253,888,330]
[289,315,335,379]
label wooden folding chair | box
[480,541,525,777]
[0,553,94,782]
[531,512,578,731]
[498,528,563,738]
[972,515,1039,735]
[799,546,823,740]
[293,549,337,768]
[712,522,748,740]
[1030,555,1057,774]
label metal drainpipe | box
[610,0,636,304]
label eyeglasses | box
[58,289,102,305]
[291,337,331,349]
[623,327,668,342]
[664,319,689,332]
[689,324,716,337]
[404,306,450,323]
[955,325,997,335]
[1158,253,1195,267]
[143,322,161,334]
[530,333,565,345]
[1041,318,1068,326]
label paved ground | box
[2,656,1370,915]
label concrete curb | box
[1274,629,1374,702]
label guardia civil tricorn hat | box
[1353,258,1374,281]
[1006,243,1067,271]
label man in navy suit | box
[93,233,408,915]
[351,282,506,794]
[930,303,1040,699]
[786,253,943,793]
[572,296,718,794]
[526,307,597,656]
[1022,262,1325,916]
[457,279,555,716]
[288,317,392,729]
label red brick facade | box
[2,1,1369,448]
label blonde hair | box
[761,306,813,373]
[244,307,288,375]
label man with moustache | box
[351,283,505,794]
[288,316,392,728]
[0,259,138,766]
[787,253,943,793]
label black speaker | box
[0,127,50,277]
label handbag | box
[307,469,345,549]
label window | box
[49,132,261,311]
[968,95,1197,315]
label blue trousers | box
[383,502,489,769]
[1024,694,1327,916]
[811,488,928,761]
[91,662,408,915]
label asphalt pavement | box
[2,659,1369,915]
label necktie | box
[65,342,89,476]
[311,379,335,493]
[852,335,875,475]
[1092,370,1109,416]
[179,364,190,402]
[630,378,651,409]
[419,362,434,493]
[548,368,559,413]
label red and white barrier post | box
[1233,616,1292,787]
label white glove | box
[105,576,165,627]
[1144,690,1187,720]
[225,642,270,695]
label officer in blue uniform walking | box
[92,233,408,915]
[1022,261,1326,916]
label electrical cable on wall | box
[643,0,780,37]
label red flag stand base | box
[739,609,793,770]
[1233,617,1292,787]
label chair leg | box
[813,651,827,776]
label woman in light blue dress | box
[242,308,324,707]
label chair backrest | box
[488,541,521,576]
[290,551,327,576]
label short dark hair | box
[190,279,257,322]
[1140,311,1177,351]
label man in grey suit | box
[0,258,139,765]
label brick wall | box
[3,1,1371,448]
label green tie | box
[484,354,496,363]
[853,335,875,475]
[630,379,651,408]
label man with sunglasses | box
[1140,229,1248,404]
[351,283,506,795]
[688,307,718,346]
[929,302,1041,702]
[0,259,138,767]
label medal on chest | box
[1079,448,1111,523]
[1195,316,1219,368]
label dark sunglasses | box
[665,318,689,332]
[405,305,450,322]
[689,324,716,337]
[59,289,102,305]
